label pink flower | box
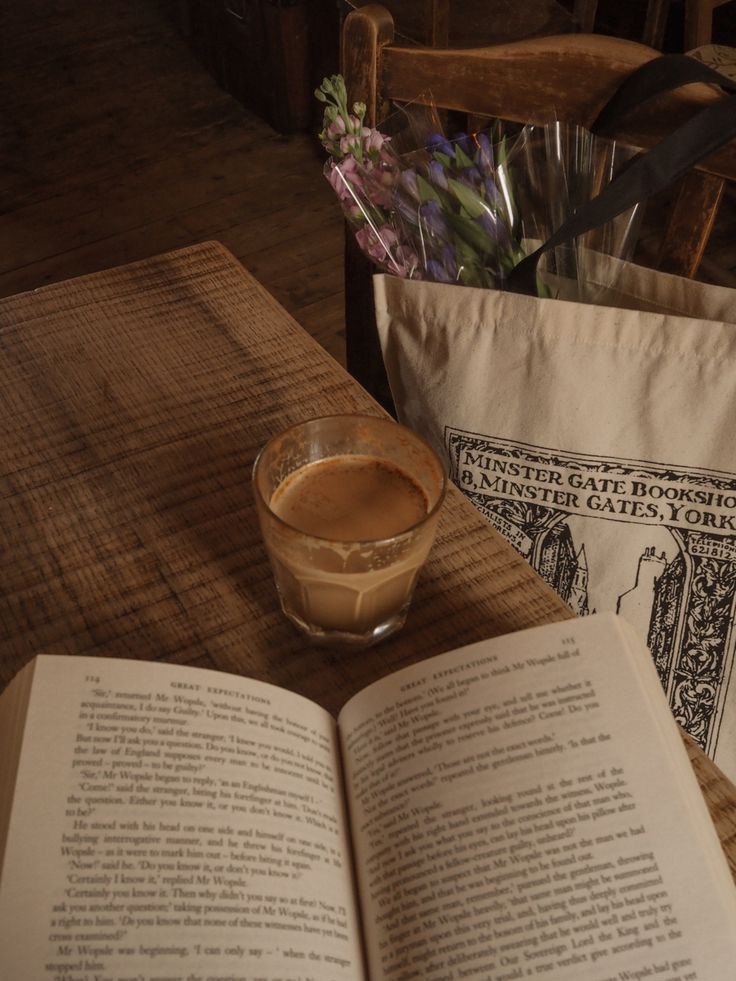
[325,116,346,140]
[355,225,420,278]
[363,172,394,208]
[360,157,398,208]
[327,157,363,203]
[363,127,390,156]
[339,133,362,157]
[356,224,398,264]
[392,244,421,278]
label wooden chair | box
[346,0,576,48]
[573,0,736,50]
[683,1,735,49]
[340,3,736,409]
[353,0,450,46]
[573,0,670,47]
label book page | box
[0,655,365,981]
[338,613,736,981]
[0,657,37,883]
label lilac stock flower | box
[364,161,397,208]
[328,157,364,202]
[356,224,420,277]
[316,76,383,165]
[319,75,525,288]
[363,127,391,157]
[356,223,399,265]
[393,244,422,278]
[339,133,363,157]
[324,115,346,140]
[329,151,397,213]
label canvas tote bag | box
[374,57,736,780]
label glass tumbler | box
[253,414,446,648]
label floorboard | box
[0,0,347,362]
[1,0,733,379]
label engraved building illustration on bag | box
[446,427,736,767]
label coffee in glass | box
[253,414,446,647]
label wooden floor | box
[0,0,347,364]
[1,0,734,377]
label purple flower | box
[483,177,503,209]
[474,132,494,176]
[419,200,450,239]
[478,206,511,253]
[441,243,458,278]
[427,159,448,190]
[452,132,475,158]
[458,167,483,193]
[426,259,454,283]
[426,132,455,158]
[426,244,458,283]
[318,75,526,288]
[399,168,420,200]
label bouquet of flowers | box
[316,75,643,300]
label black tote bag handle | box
[592,53,736,134]
[507,57,736,296]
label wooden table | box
[2,240,735,877]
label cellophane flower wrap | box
[316,75,642,300]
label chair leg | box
[572,0,598,31]
[642,0,671,49]
[684,0,715,50]
[657,171,724,278]
[344,233,397,416]
[573,0,673,48]
[428,0,450,46]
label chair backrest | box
[348,0,450,46]
[340,3,736,408]
[572,0,734,51]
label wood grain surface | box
[1,241,734,879]
[0,0,346,363]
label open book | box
[1,614,735,980]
